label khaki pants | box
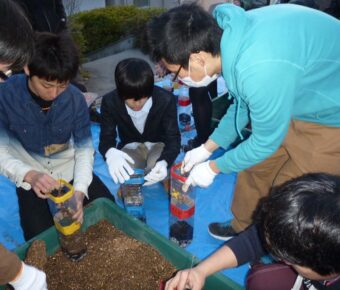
[122,143,165,174]
[0,244,21,284]
[231,120,340,232]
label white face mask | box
[179,60,218,88]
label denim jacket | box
[0,74,94,196]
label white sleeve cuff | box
[13,165,34,190]
[73,182,90,199]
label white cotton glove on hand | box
[10,263,47,290]
[182,161,217,192]
[144,160,168,186]
[181,144,212,174]
[105,148,135,184]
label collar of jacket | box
[213,4,251,98]
[116,86,165,122]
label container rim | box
[171,162,187,182]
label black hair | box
[0,0,34,71]
[255,173,340,275]
[28,32,79,82]
[115,58,154,101]
[146,4,222,69]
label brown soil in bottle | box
[59,228,87,261]
[50,185,69,197]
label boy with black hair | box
[99,58,180,186]
[146,3,340,240]
[0,32,114,242]
[166,173,340,290]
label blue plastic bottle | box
[121,169,146,222]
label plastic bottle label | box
[170,204,195,219]
[55,221,81,236]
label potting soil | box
[33,220,175,290]
[169,220,193,248]
[59,229,87,262]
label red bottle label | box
[170,204,195,219]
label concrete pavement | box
[82,49,154,97]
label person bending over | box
[166,173,340,290]
[0,32,114,242]
[146,3,340,241]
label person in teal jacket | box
[146,3,340,240]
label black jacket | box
[15,0,67,33]
[99,86,181,167]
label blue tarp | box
[0,123,249,287]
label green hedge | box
[69,5,164,54]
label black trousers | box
[17,174,115,241]
[189,79,218,146]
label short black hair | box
[115,58,154,101]
[255,173,340,275]
[0,0,34,71]
[28,32,79,82]
[146,4,222,69]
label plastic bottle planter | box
[47,180,87,261]
[121,169,146,222]
[178,86,194,132]
[169,163,195,247]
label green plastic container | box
[1,198,244,290]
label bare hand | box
[72,191,85,224]
[24,170,59,199]
[165,268,206,290]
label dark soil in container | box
[59,228,87,262]
[24,220,176,290]
[50,185,69,197]
[169,221,193,247]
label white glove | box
[105,148,135,184]
[144,160,168,186]
[182,161,217,192]
[10,262,47,290]
[181,144,212,173]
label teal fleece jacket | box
[210,4,340,173]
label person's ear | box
[189,52,205,67]
[23,65,30,76]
